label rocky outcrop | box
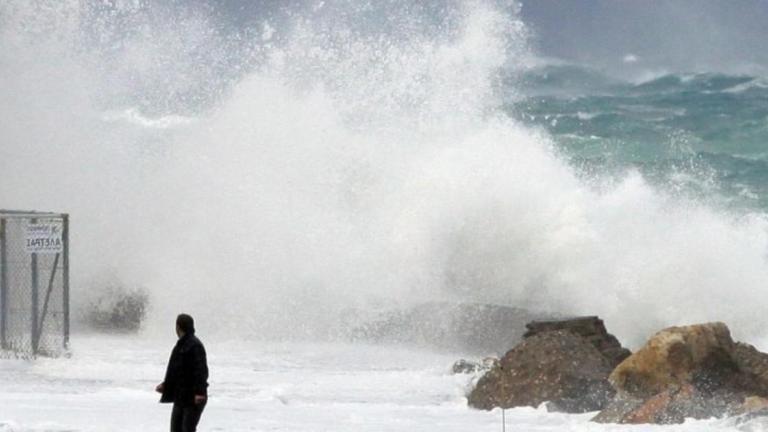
[84,282,148,332]
[524,316,630,368]
[468,320,626,413]
[351,302,549,354]
[593,322,768,424]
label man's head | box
[176,313,195,338]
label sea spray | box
[2,1,768,347]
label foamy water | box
[1,334,760,432]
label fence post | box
[502,408,506,432]
[30,219,39,355]
[0,218,7,350]
[62,214,69,350]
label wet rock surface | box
[524,316,631,368]
[468,326,619,413]
[593,322,768,424]
[466,317,768,424]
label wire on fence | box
[0,211,69,358]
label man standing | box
[156,314,209,432]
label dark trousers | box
[170,402,206,432]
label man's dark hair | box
[176,313,195,335]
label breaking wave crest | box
[2,1,768,347]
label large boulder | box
[609,322,737,398]
[593,322,768,424]
[524,316,630,368]
[468,329,617,412]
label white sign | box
[25,222,63,254]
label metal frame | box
[30,217,38,353]
[63,214,70,348]
[0,218,7,350]
[0,210,69,356]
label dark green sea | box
[509,65,768,211]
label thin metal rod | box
[31,252,39,355]
[62,214,69,349]
[30,218,39,355]
[502,408,506,432]
[0,218,7,350]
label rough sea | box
[3,1,768,430]
[512,65,768,211]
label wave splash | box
[2,1,768,346]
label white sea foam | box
[723,77,768,93]
[576,111,599,120]
[0,334,758,431]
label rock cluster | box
[466,318,768,424]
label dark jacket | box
[160,333,209,405]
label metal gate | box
[0,210,69,357]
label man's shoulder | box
[185,334,205,349]
[178,334,205,352]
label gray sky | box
[519,0,768,74]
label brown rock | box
[622,390,676,424]
[732,342,768,396]
[468,329,615,413]
[609,322,737,399]
[591,396,644,423]
[739,396,768,415]
[595,322,768,424]
[594,384,699,424]
[524,316,630,367]
[594,383,744,424]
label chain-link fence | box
[0,210,69,357]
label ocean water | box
[511,65,768,210]
[3,1,768,430]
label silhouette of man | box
[156,313,209,432]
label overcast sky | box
[519,0,768,74]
